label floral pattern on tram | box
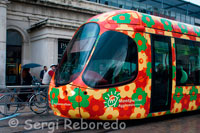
[48,10,200,120]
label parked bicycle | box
[0,85,49,116]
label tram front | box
[49,10,141,120]
[48,23,100,118]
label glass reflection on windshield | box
[55,23,100,85]
[83,30,138,88]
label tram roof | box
[88,10,200,38]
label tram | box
[48,10,200,120]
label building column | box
[0,0,8,88]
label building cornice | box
[27,17,82,32]
[0,0,9,7]
[0,0,9,4]
[8,0,117,15]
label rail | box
[0,85,50,116]
[3,85,49,89]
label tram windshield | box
[55,23,100,85]
[83,31,138,88]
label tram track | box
[0,110,199,132]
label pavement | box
[0,109,61,132]
[0,108,200,133]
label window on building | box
[176,38,200,86]
[125,0,132,9]
[110,0,118,7]
[105,0,108,5]
[181,14,186,23]
[58,39,70,63]
[186,15,191,24]
[6,29,22,85]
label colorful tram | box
[48,10,200,120]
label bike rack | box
[0,85,50,116]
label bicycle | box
[0,85,48,116]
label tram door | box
[150,34,172,113]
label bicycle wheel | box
[0,94,19,116]
[29,93,47,114]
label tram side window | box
[176,38,200,86]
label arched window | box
[6,29,22,85]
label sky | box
[184,0,200,6]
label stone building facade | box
[0,0,118,87]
